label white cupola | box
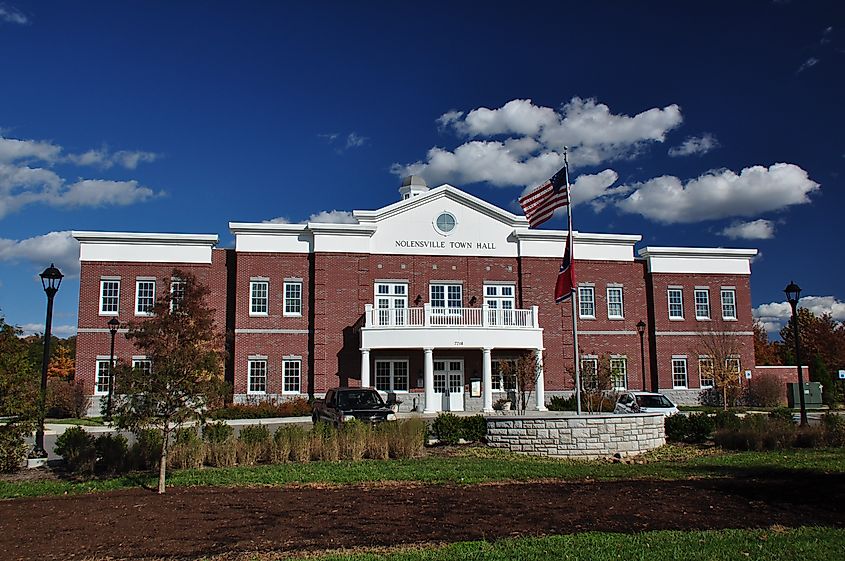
[398,175,428,200]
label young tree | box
[571,354,618,413]
[0,315,39,471]
[500,352,540,413]
[48,345,75,379]
[112,270,225,493]
[696,322,743,410]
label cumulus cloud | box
[17,323,78,337]
[720,219,775,240]
[668,133,719,157]
[0,230,80,275]
[615,163,819,224]
[0,3,27,25]
[754,296,845,333]
[0,132,162,219]
[264,210,357,225]
[392,97,683,189]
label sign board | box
[839,370,845,380]
[745,370,752,380]
[470,380,482,398]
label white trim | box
[249,279,270,317]
[282,358,302,395]
[247,358,268,395]
[235,328,310,334]
[656,331,754,336]
[606,286,624,320]
[99,278,120,316]
[283,280,303,317]
[579,330,639,335]
[134,279,156,317]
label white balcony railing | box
[363,304,539,329]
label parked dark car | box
[312,387,397,427]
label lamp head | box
[107,317,121,335]
[784,281,801,306]
[39,263,63,294]
[636,320,646,334]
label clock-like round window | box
[434,212,457,235]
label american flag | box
[518,166,569,228]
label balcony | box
[361,304,543,350]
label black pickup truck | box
[312,387,397,427]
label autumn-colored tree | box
[0,315,39,471]
[48,345,75,379]
[696,322,743,410]
[753,319,781,366]
[779,309,845,405]
[112,270,225,494]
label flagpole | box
[563,148,582,415]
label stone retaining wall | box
[485,413,665,459]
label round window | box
[434,212,457,235]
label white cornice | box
[306,222,377,236]
[228,222,308,235]
[512,229,642,245]
[72,231,218,246]
[638,247,758,259]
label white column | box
[535,349,547,411]
[423,347,435,413]
[360,349,370,388]
[482,347,493,412]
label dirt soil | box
[1,474,844,561]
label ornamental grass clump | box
[168,427,204,469]
[271,425,295,463]
[366,425,389,460]
[385,418,426,459]
[310,421,339,461]
[237,424,271,465]
[203,421,236,467]
[288,425,311,462]
[339,419,368,461]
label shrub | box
[431,413,463,445]
[794,426,825,448]
[547,394,577,411]
[748,374,786,407]
[821,413,845,447]
[461,415,487,443]
[769,407,795,424]
[684,412,715,443]
[237,424,271,465]
[128,429,163,471]
[209,397,312,420]
[271,426,293,463]
[664,414,687,443]
[715,415,797,451]
[339,419,368,461]
[713,410,741,431]
[203,421,234,443]
[203,421,236,467]
[54,426,97,474]
[95,433,127,475]
[46,379,91,419]
[0,425,30,473]
[169,427,204,469]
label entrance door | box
[433,359,464,411]
[375,282,408,326]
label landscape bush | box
[169,427,204,469]
[0,425,30,473]
[712,415,835,451]
[54,426,97,474]
[237,424,271,465]
[209,397,311,420]
[127,429,163,470]
[768,407,795,423]
[338,419,368,461]
[821,413,845,447]
[46,378,91,419]
[547,394,577,411]
[203,421,236,467]
[713,410,742,431]
[94,433,127,475]
[664,413,715,444]
[431,413,486,445]
[747,374,786,407]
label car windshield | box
[336,390,385,409]
[636,395,674,408]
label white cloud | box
[67,148,158,169]
[0,230,80,275]
[263,216,290,224]
[0,3,27,25]
[720,219,775,240]
[392,97,683,189]
[55,179,158,208]
[17,323,78,337]
[264,210,357,225]
[0,136,61,163]
[668,133,719,157]
[345,133,368,149]
[753,296,845,333]
[615,163,819,224]
[798,57,819,73]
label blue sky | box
[1,0,843,338]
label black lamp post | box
[33,264,63,458]
[105,317,120,422]
[784,281,808,426]
[636,320,647,391]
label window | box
[170,279,186,311]
[484,284,515,325]
[374,360,409,392]
[726,357,741,379]
[95,360,111,395]
[99,279,120,315]
[430,283,462,310]
[135,280,155,316]
[283,359,301,394]
[606,286,624,319]
[721,288,737,320]
[610,357,628,390]
[578,286,595,318]
[694,289,711,320]
[250,280,269,316]
[581,356,599,389]
[668,288,684,320]
[491,359,517,391]
[248,359,267,394]
[132,358,152,377]
[699,357,715,388]
[284,281,302,316]
[434,212,457,235]
[672,358,688,388]
[375,282,408,326]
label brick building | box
[73,177,764,413]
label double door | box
[433,359,464,411]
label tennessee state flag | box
[554,234,575,303]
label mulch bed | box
[1,473,843,561]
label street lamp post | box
[784,281,808,426]
[33,264,63,458]
[636,320,647,391]
[105,317,120,422]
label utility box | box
[786,382,824,408]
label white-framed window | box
[491,359,517,391]
[135,280,155,316]
[95,359,111,395]
[250,280,269,316]
[606,286,624,319]
[668,288,684,320]
[581,356,599,389]
[283,358,301,394]
[610,357,628,390]
[99,279,120,315]
[132,358,152,377]
[699,357,715,388]
[694,288,711,320]
[484,284,515,325]
[721,288,737,320]
[726,356,741,378]
[578,286,595,318]
[284,281,302,317]
[672,357,688,389]
[170,279,186,311]
[430,283,462,311]
[374,359,409,392]
[248,359,268,394]
[375,282,408,326]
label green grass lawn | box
[46,417,105,426]
[1,446,843,499]
[294,528,845,561]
